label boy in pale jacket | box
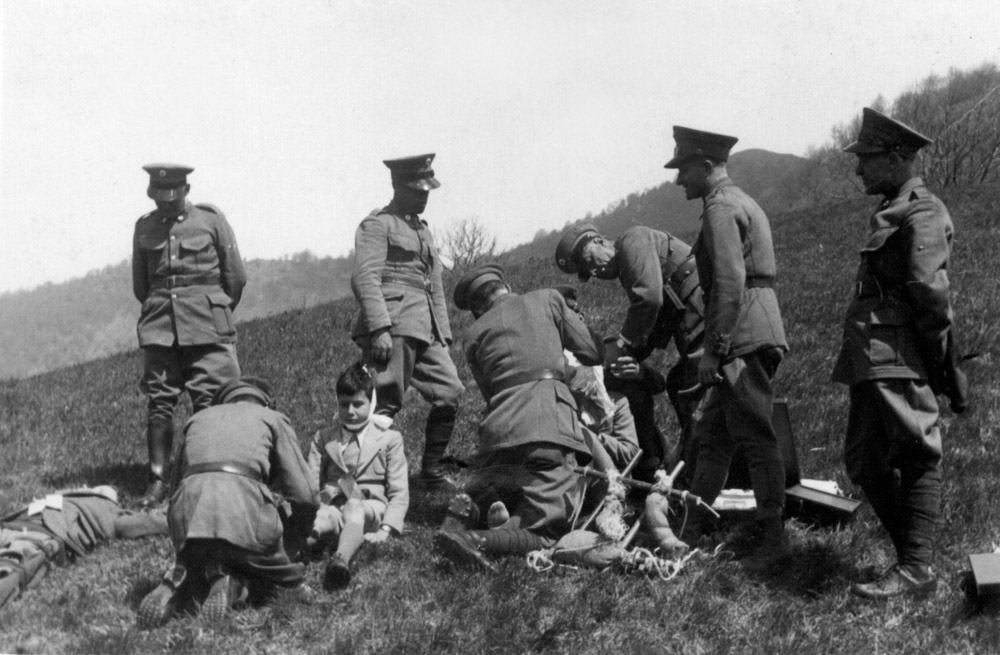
[307,362,409,590]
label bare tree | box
[438,216,500,275]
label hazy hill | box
[0,252,353,380]
[0,149,808,381]
[508,148,810,261]
[1,183,996,654]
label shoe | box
[441,493,479,531]
[137,581,181,630]
[850,563,938,600]
[486,501,510,530]
[202,573,247,623]
[135,479,169,509]
[433,531,498,573]
[282,582,316,605]
[740,518,791,573]
[323,554,352,591]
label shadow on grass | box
[42,462,149,497]
[748,540,857,599]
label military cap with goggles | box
[383,153,441,191]
[663,126,739,169]
[555,222,601,281]
[453,263,505,310]
[143,163,193,202]
[843,107,932,157]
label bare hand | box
[370,329,393,364]
[697,353,723,387]
[603,339,625,369]
[365,529,391,544]
[609,356,640,380]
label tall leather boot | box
[136,419,173,509]
[434,529,549,572]
[421,405,457,490]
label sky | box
[2,0,999,296]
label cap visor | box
[843,141,886,155]
[407,176,441,191]
[148,186,186,201]
[663,155,687,169]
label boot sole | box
[137,583,178,630]
[201,575,232,624]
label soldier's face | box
[338,390,372,426]
[154,185,189,216]
[674,159,710,200]
[854,152,895,196]
[393,183,430,215]
[580,238,618,279]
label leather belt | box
[184,461,262,483]
[490,368,564,395]
[381,273,432,292]
[150,273,221,290]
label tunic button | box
[170,255,176,260]
[171,294,177,299]
[170,235,176,240]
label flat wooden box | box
[785,484,862,525]
[968,553,1000,596]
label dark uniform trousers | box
[689,347,786,519]
[464,444,585,541]
[845,379,941,567]
[143,343,240,422]
[177,538,305,601]
[364,335,464,418]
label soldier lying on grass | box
[0,486,167,610]
[306,361,409,591]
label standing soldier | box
[834,108,962,599]
[665,127,789,570]
[554,224,704,481]
[351,154,465,490]
[132,164,247,508]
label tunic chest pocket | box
[386,233,420,263]
[139,237,168,276]
[180,234,215,262]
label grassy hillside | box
[1,185,998,654]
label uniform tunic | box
[832,177,952,568]
[168,401,318,586]
[462,290,603,537]
[688,178,788,518]
[132,202,247,419]
[350,201,463,415]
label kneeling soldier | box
[137,377,318,628]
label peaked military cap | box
[843,107,932,156]
[143,163,194,201]
[454,263,505,310]
[663,126,739,168]
[555,222,601,278]
[383,153,441,191]
[213,376,275,408]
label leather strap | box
[150,273,221,290]
[745,277,774,289]
[184,461,262,483]
[381,273,432,292]
[490,368,564,395]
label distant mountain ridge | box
[0,149,808,379]
[507,148,811,261]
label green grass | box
[1,187,999,654]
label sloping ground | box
[1,185,999,654]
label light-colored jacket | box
[168,402,318,553]
[464,289,604,456]
[133,202,247,347]
[693,179,787,358]
[350,201,451,346]
[306,417,410,534]
[832,177,953,384]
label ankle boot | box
[137,419,174,508]
[741,516,791,572]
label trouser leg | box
[183,343,241,413]
[410,340,465,481]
